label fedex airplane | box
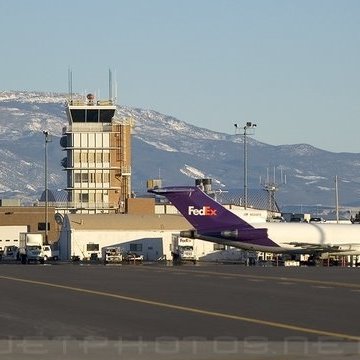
[149,186,360,256]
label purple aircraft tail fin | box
[149,186,280,249]
[149,186,255,232]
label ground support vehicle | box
[42,245,59,261]
[123,252,144,263]
[19,233,44,264]
[0,246,19,262]
[102,246,123,264]
[171,236,197,264]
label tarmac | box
[0,262,360,359]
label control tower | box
[61,85,132,214]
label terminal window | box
[87,243,99,252]
[130,244,142,252]
[38,222,50,231]
[70,109,115,123]
[80,193,89,202]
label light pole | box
[234,122,256,209]
[43,130,52,245]
[335,175,339,224]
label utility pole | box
[43,130,52,245]
[234,122,257,209]
[335,175,339,224]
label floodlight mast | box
[234,122,257,209]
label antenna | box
[261,165,286,213]
[273,166,276,184]
[68,68,73,101]
[109,68,113,102]
[279,165,287,185]
[114,69,118,105]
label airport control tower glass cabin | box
[61,93,132,214]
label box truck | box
[19,233,44,264]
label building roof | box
[65,213,191,231]
[39,189,68,202]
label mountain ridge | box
[0,90,359,209]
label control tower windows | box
[70,109,115,123]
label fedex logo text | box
[188,206,217,216]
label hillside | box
[0,91,359,210]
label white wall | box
[59,228,177,261]
[58,225,256,262]
[57,216,252,262]
[0,225,28,251]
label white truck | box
[19,233,44,264]
[42,245,60,261]
[171,235,197,263]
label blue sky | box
[1,0,359,152]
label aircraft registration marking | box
[1,274,360,342]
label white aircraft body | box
[246,222,360,255]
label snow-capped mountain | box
[1,90,360,209]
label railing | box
[63,124,114,134]
[67,98,114,106]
